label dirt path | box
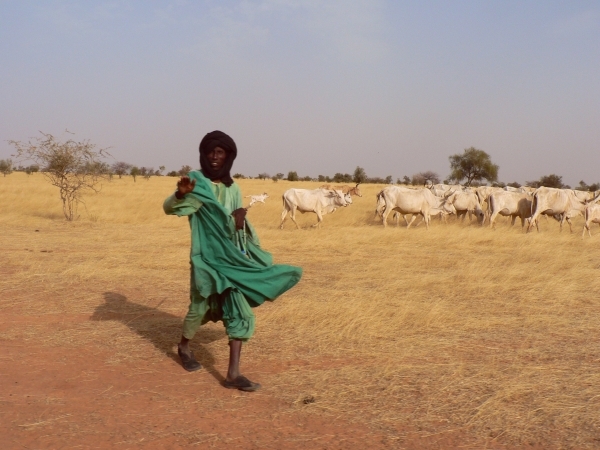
[1,306,496,450]
[2,342,381,449]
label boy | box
[163,131,302,391]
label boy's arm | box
[163,176,203,216]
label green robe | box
[164,171,302,340]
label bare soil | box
[0,305,494,450]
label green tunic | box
[163,171,302,340]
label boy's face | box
[208,146,227,171]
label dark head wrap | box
[199,130,237,187]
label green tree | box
[333,173,352,183]
[257,172,270,180]
[412,171,440,186]
[130,166,140,182]
[527,174,564,189]
[448,147,499,186]
[287,171,298,181]
[9,131,109,220]
[25,164,40,175]
[111,161,131,179]
[178,165,193,177]
[0,159,13,177]
[353,166,367,184]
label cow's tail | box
[489,193,496,215]
[531,192,538,217]
[375,190,384,218]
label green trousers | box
[182,270,256,341]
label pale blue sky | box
[1,1,598,185]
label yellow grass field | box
[1,172,600,449]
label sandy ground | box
[2,175,599,449]
[1,308,487,450]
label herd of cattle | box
[246,183,600,237]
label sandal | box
[178,346,202,372]
[223,375,261,392]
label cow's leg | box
[313,210,323,228]
[279,208,289,229]
[510,215,517,227]
[413,215,426,227]
[289,207,300,229]
[406,215,418,229]
[559,215,566,233]
[423,212,430,230]
[527,213,539,233]
[566,217,574,233]
[489,210,499,229]
[381,206,392,228]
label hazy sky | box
[1,1,599,185]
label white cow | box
[582,204,600,238]
[527,187,587,233]
[245,192,269,207]
[377,186,455,229]
[488,191,533,230]
[475,186,504,224]
[570,189,594,202]
[503,185,528,193]
[319,183,362,197]
[429,183,462,197]
[444,189,485,224]
[280,189,348,229]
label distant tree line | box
[227,147,599,191]
[6,131,599,224]
[5,147,599,192]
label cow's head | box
[375,191,386,217]
[333,189,349,207]
[441,199,456,215]
[352,183,363,197]
[344,193,353,205]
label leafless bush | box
[10,131,110,220]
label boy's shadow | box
[91,292,226,382]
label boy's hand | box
[176,176,196,198]
[231,208,247,230]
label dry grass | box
[2,172,600,448]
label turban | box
[199,130,237,187]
